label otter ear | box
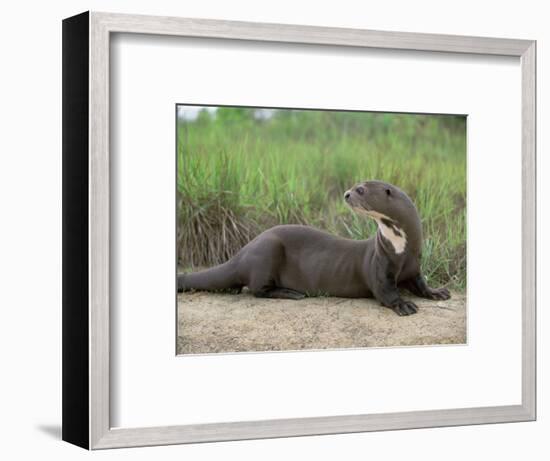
[385,188,391,196]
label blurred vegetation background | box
[177,106,466,290]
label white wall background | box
[0,0,546,459]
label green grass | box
[177,107,467,290]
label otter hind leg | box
[253,287,306,300]
[401,274,451,300]
[242,236,301,298]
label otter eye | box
[356,186,365,195]
[385,188,391,196]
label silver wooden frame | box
[63,11,536,449]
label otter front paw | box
[427,287,451,300]
[390,300,418,316]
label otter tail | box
[177,261,241,292]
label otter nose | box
[344,191,351,200]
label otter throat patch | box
[378,217,407,254]
[350,206,408,254]
[363,209,407,254]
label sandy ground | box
[177,290,466,354]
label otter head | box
[344,180,420,254]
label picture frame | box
[62,11,536,449]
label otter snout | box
[344,185,365,203]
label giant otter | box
[178,180,450,316]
